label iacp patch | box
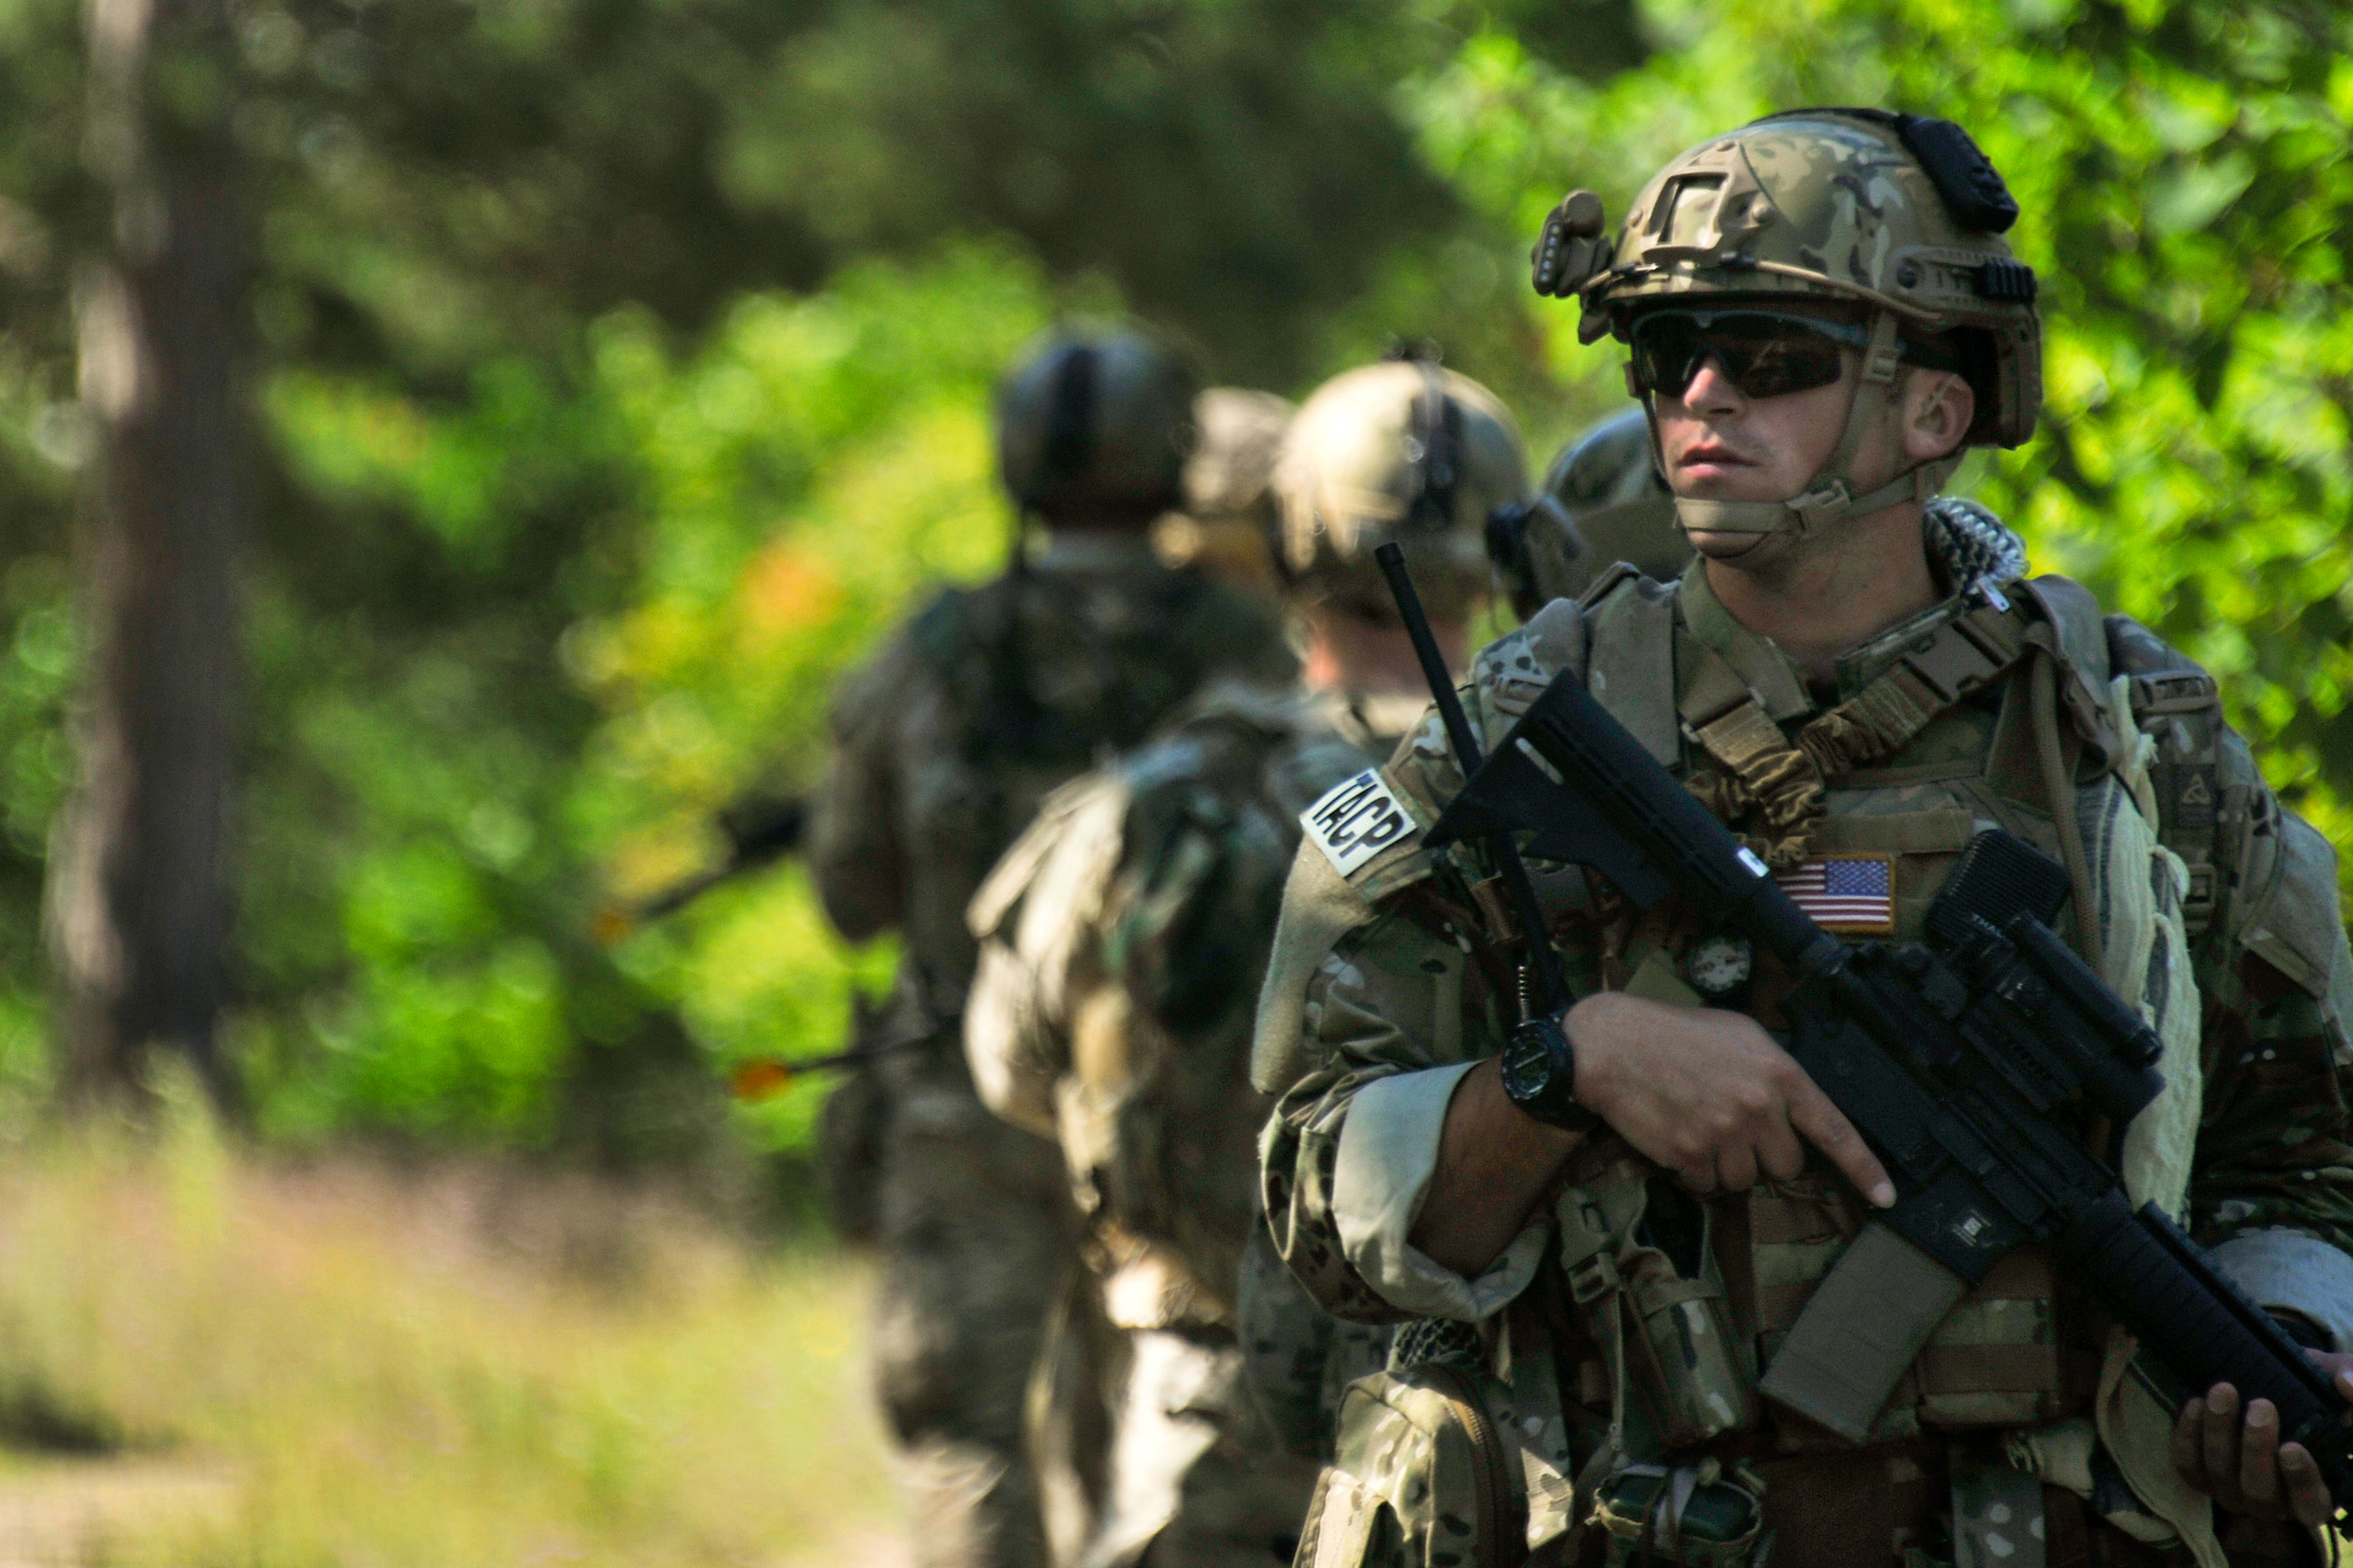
[1302,769,1416,878]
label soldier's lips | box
[1672,444,1757,481]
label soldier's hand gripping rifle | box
[1383,571,2353,1518]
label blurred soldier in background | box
[1028,380,1303,1568]
[1159,387,1296,596]
[805,327,1296,1568]
[963,357,1528,1567]
[1486,406,1686,619]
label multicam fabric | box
[809,534,1293,996]
[1565,112,2040,450]
[964,677,1421,1568]
[805,534,1293,1568]
[1257,525,2353,1567]
[966,680,1398,1326]
[1272,362,1525,622]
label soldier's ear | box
[1902,369,1976,464]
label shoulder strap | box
[1582,572,1680,765]
[1676,595,2033,864]
[1576,558,1651,610]
[2016,575,2109,680]
[2013,575,2117,766]
[2104,614,2223,934]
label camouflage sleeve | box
[963,775,1130,1141]
[2190,952,2353,1255]
[2188,790,2353,1344]
[1257,597,1593,1324]
[805,633,918,943]
[1258,901,1542,1325]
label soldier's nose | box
[1681,354,1744,412]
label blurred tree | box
[12,0,2341,1170]
[721,0,1459,381]
[47,0,244,1105]
[1472,0,1652,82]
[182,0,1496,1163]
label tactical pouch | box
[1293,1360,1525,1568]
[1591,1459,1771,1568]
[1558,1170,1758,1453]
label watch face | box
[1500,1020,1558,1102]
[1686,931,1754,998]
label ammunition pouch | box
[1293,1361,1526,1568]
[1557,1162,1758,1455]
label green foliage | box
[568,246,1053,1149]
[227,244,1055,1153]
[1408,0,2353,852]
[0,0,2346,1164]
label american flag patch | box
[1776,855,1896,933]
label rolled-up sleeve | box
[1260,904,1513,1324]
[1332,1062,1548,1321]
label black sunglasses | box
[1629,309,1956,403]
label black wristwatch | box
[1500,1012,1602,1132]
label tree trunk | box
[48,0,243,1105]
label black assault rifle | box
[1380,551,2353,1518]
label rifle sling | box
[1677,597,2029,866]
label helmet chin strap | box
[1657,310,1962,544]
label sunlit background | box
[0,0,2341,1561]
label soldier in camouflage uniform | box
[1256,111,2353,1568]
[1489,408,1689,618]
[808,328,1294,1568]
[964,359,1530,1567]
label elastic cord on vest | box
[1662,311,1963,543]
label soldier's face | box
[1652,347,1859,515]
[1648,310,1974,566]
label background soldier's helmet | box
[1273,359,1526,621]
[996,328,1202,519]
[1489,407,1688,616]
[1162,387,1294,591]
[1530,111,2039,539]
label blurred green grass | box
[0,1094,898,1566]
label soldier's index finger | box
[1787,1074,1896,1208]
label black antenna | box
[1375,541,1565,1013]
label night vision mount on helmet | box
[1530,110,2043,544]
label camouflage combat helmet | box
[1490,407,1688,614]
[997,328,1201,520]
[1273,358,1526,621]
[1164,387,1294,591]
[1530,110,2040,542]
